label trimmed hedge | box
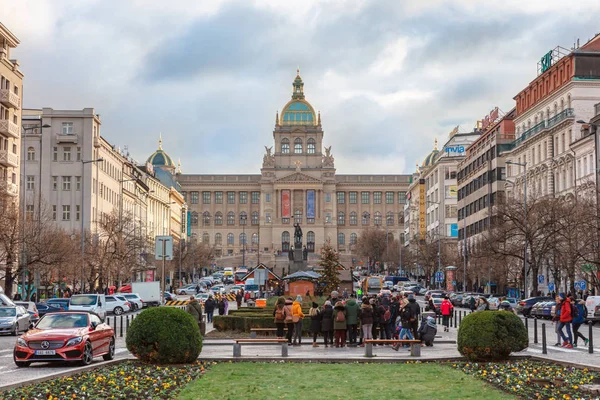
[457,311,528,361]
[126,307,203,364]
[213,315,311,333]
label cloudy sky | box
[4,0,600,174]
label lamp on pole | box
[81,158,104,293]
[426,200,442,289]
[241,213,247,267]
[506,160,528,298]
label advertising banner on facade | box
[419,179,426,240]
[186,211,191,237]
[450,223,458,237]
[281,190,291,218]
[445,185,457,199]
[306,190,315,218]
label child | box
[392,317,414,351]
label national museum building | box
[151,71,411,264]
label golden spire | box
[276,110,279,126]
[297,66,300,77]
[415,162,419,173]
[318,110,321,126]
[177,158,182,174]
[434,138,438,151]
[158,133,163,150]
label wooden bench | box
[233,338,289,357]
[364,339,422,357]
[250,328,278,338]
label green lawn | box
[178,362,515,400]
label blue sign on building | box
[450,223,458,238]
[435,271,444,283]
[548,282,555,292]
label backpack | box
[383,306,391,323]
[571,303,579,319]
[275,306,285,321]
[336,310,345,322]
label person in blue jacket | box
[572,299,589,347]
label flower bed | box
[1,361,207,400]
[452,360,599,399]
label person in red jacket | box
[556,293,573,348]
[440,296,454,332]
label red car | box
[14,311,115,367]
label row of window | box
[48,204,81,222]
[457,146,497,184]
[190,211,260,226]
[458,192,498,221]
[185,191,264,205]
[280,138,316,154]
[198,230,363,247]
[337,191,406,204]
[337,211,402,226]
[42,176,82,191]
[50,146,82,162]
[458,216,496,241]
[457,168,505,201]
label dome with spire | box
[147,134,176,171]
[280,68,317,126]
[421,138,439,168]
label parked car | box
[14,311,115,367]
[585,296,600,324]
[178,284,206,295]
[405,285,426,296]
[516,296,553,317]
[210,285,226,295]
[164,292,175,302]
[228,285,244,294]
[14,302,40,323]
[194,293,210,304]
[35,303,62,317]
[540,301,557,319]
[451,294,464,307]
[0,306,30,336]
[105,296,131,315]
[69,294,107,320]
[529,301,547,319]
[45,298,70,311]
[120,294,143,311]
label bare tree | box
[354,228,388,272]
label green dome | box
[147,135,175,169]
[280,69,317,126]
[422,149,439,168]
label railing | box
[0,89,20,109]
[0,119,19,138]
[0,181,18,196]
[0,150,18,167]
[509,108,575,150]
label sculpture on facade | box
[323,146,335,167]
[262,146,275,168]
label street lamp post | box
[426,200,442,289]
[507,160,528,298]
[81,158,104,293]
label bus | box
[234,268,248,284]
[361,276,383,295]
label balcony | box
[0,150,18,168]
[547,107,574,129]
[56,133,78,144]
[0,180,18,196]
[0,89,20,109]
[508,108,575,150]
[0,119,19,138]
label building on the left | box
[0,22,23,198]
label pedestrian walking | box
[284,297,294,344]
[359,297,374,347]
[321,300,334,347]
[333,301,347,348]
[345,295,360,346]
[405,294,421,339]
[185,296,203,328]
[378,301,392,340]
[309,302,322,347]
[236,291,242,308]
[292,295,305,345]
[572,299,589,348]
[204,295,216,323]
[273,296,287,338]
[556,293,573,348]
[217,298,226,316]
[440,296,453,332]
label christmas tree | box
[318,241,340,295]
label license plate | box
[35,350,56,355]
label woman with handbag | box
[292,295,305,345]
[284,297,294,344]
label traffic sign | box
[155,236,173,260]
[548,282,555,292]
[579,281,587,291]
[538,275,544,284]
[435,271,444,283]
[574,281,582,291]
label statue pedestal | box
[288,248,307,273]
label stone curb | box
[529,355,600,372]
[0,358,133,392]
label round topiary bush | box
[126,307,202,364]
[457,310,528,361]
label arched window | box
[294,138,303,154]
[337,211,345,225]
[202,232,209,244]
[239,233,247,245]
[374,211,382,225]
[307,138,316,154]
[282,231,290,251]
[251,233,259,245]
[386,211,394,226]
[227,212,235,225]
[251,211,259,225]
[350,212,357,225]
[215,212,223,225]
[227,233,234,245]
[202,211,211,226]
[27,147,35,161]
[362,212,370,225]
[554,102,558,115]
[337,233,345,245]
[215,233,222,245]
[190,211,198,226]
[560,98,564,111]
[281,138,290,154]
[307,231,315,252]
[350,233,358,245]
[567,94,571,109]
[239,211,247,225]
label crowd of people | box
[272,291,442,349]
[553,293,589,349]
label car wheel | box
[80,341,94,366]
[103,337,115,361]
[113,307,123,316]
[11,325,18,336]
[13,351,30,368]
